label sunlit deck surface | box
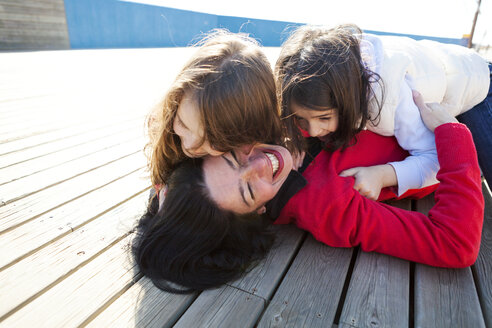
[1,48,491,328]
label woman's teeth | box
[265,153,279,177]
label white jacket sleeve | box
[388,79,440,195]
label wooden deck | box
[1,48,491,328]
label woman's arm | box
[279,96,484,267]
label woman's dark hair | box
[132,158,274,293]
[276,24,384,151]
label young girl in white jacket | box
[276,24,491,199]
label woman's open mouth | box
[264,150,284,180]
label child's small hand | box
[412,91,458,132]
[340,164,397,200]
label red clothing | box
[274,124,484,267]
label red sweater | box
[274,123,484,267]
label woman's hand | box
[412,91,458,132]
[340,164,397,200]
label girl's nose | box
[240,154,269,180]
[308,124,322,137]
[238,144,255,156]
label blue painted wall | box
[64,0,465,48]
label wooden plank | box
[472,182,492,327]
[0,115,142,155]
[414,194,485,327]
[0,236,140,327]
[0,170,150,268]
[0,151,146,232]
[0,3,66,16]
[0,137,144,205]
[338,199,411,328]
[0,119,141,168]
[258,236,353,327]
[0,108,141,143]
[228,225,305,299]
[339,252,409,328]
[174,286,265,328]
[0,192,148,319]
[0,128,143,184]
[85,277,196,328]
[0,13,67,24]
[414,266,485,327]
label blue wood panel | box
[64,0,465,49]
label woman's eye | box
[320,117,332,121]
[231,150,240,166]
[247,182,255,201]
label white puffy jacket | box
[363,34,490,136]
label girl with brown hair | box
[276,24,491,200]
[147,29,294,196]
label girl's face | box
[291,102,339,141]
[173,92,224,158]
[203,143,293,214]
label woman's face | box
[173,92,224,158]
[291,102,339,141]
[203,144,293,214]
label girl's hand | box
[340,164,397,200]
[412,91,458,132]
[292,151,306,171]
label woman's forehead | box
[202,155,251,214]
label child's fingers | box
[340,167,358,177]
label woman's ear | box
[256,206,266,214]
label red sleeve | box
[278,123,484,268]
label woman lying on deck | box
[132,92,485,294]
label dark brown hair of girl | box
[147,29,289,187]
[275,24,384,151]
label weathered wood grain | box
[414,194,485,327]
[85,277,196,328]
[0,170,149,268]
[229,224,305,299]
[0,119,141,169]
[414,266,485,328]
[258,236,353,327]
[339,251,409,328]
[0,236,139,327]
[0,137,144,205]
[0,0,69,50]
[0,192,148,319]
[338,199,411,328]
[0,130,143,185]
[174,286,265,328]
[473,182,492,327]
[0,114,143,155]
[0,152,146,232]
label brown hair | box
[275,24,383,151]
[147,30,286,186]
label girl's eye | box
[176,117,188,130]
[295,117,309,130]
[320,117,332,121]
